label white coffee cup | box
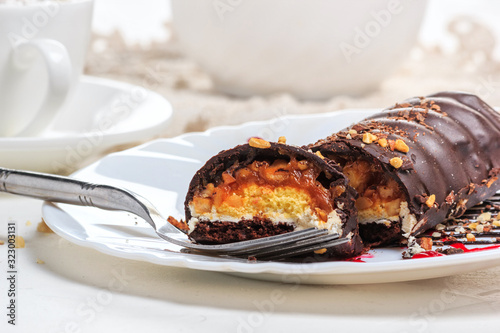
[0,0,93,137]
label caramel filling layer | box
[190,158,344,225]
[340,158,404,224]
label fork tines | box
[205,227,329,253]
[188,228,347,261]
[227,232,341,256]
[257,238,349,261]
[183,228,347,260]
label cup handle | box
[12,39,72,137]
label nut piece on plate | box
[417,237,433,251]
[37,220,54,233]
[15,236,25,248]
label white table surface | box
[1,195,500,332]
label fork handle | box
[0,167,148,220]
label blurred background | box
[87,0,500,137]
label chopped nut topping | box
[476,224,484,233]
[388,139,396,151]
[315,151,325,159]
[394,139,409,153]
[435,223,446,231]
[431,232,442,238]
[167,216,189,231]
[389,157,403,169]
[378,138,388,148]
[362,132,378,144]
[425,194,436,208]
[249,137,271,149]
[486,177,498,188]
[468,222,478,230]
[315,208,328,222]
[297,160,309,170]
[477,212,492,222]
[36,258,45,264]
[430,104,442,112]
[466,233,476,242]
[314,248,327,255]
[331,185,346,198]
[467,183,476,195]
[222,172,236,185]
[278,136,287,144]
[356,196,374,209]
[201,183,215,197]
[348,129,358,135]
[492,220,500,227]
[417,237,433,251]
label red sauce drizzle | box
[449,243,500,252]
[412,243,500,259]
[411,251,446,259]
[343,253,374,262]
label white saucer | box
[0,76,173,173]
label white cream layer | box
[399,201,418,238]
[357,201,418,239]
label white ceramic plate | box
[42,110,500,285]
[0,76,172,173]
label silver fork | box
[0,167,348,260]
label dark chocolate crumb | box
[442,247,465,255]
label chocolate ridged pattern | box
[310,92,500,241]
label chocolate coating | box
[310,92,500,241]
[185,142,363,258]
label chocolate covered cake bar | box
[309,92,500,246]
[182,91,500,259]
[184,138,363,258]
